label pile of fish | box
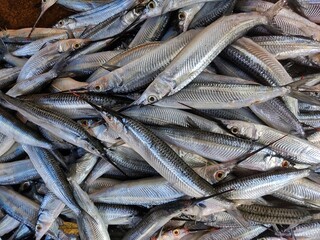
[3,0,320,239]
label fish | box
[134,0,287,105]
[2,0,320,239]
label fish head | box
[219,119,260,140]
[99,110,126,135]
[141,0,162,19]
[35,212,53,240]
[264,155,291,170]
[155,228,189,240]
[178,10,188,32]
[196,165,229,184]
[133,78,172,105]
[87,74,117,92]
[54,18,76,29]
[57,39,90,53]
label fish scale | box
[198,225,268,240]
[90,177,185,206]
[273,178,320,207]
[251,36,320,60]
[153,82,290,109]
[221,120,320,164]
[0,186,39,229]
[215,169,311,200]
[136,10,277,105]
[129,13,170,47]
[236,0,320,41]
[150,125,278,163]
[88,29,199,92]
[2,1,320,239]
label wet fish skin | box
[189,0,236,29]
[198,225,268,240]
[55,0,145,30]
[222,37,298,116]
[129,13,170,48]
[17,39,89,82]
[200,108,263,124]
[12,33,71,57]
[70,179,111,240]
[152,82,291,110]
[7,54,68,97]
[0,28,69,41]
[0,215,20,237]
[0,143,25,163]
[283,221,320,239]
[251,35,320,60]
[141,0,227,20]
[89,177,185,206]
[0,186,39,229]
[249,98,305,137]
[220,119,320,165]
[178,3,205,32]
[22,145,81,216]
[0,133,15,158]
[236,0,320,41]
[238,204,314,225]
[86,178,121,194]
[122,105,227,134]
[35,192,65,240]
[81,9,142,41]
[0,67,21,90]
[149,125,280,163]
[135,8,283,105]
[63,50,122,76]
[0,105,53,149]
[35,152,97,240]
[215,168,311,200]
[87,42,161,83]
[88,29,199,93]
[296,0,320,23]
[122,198,203,240]
[96,203,143,225]
[95,108,218,198]
[0,159,39,185]
[0,92,107,157]
[20,92,131,119]
[272,178,320,208]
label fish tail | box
[264,0,287,21]
[283,79,320,106]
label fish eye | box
[214,170,225,181]
[230,126,239,134]
[147,95,157,103]
[20,181,31,191]
[106,115,113,120]
[134,7,143,15]
[36,224,42,231]
[58,20,64,26]
[178,12,186,21]
[148,1,156,9]
[173,229,180,236]
[73,43,81,49]
[81,120,88,126]
[282,160,290,168]
[95,85,102,91]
